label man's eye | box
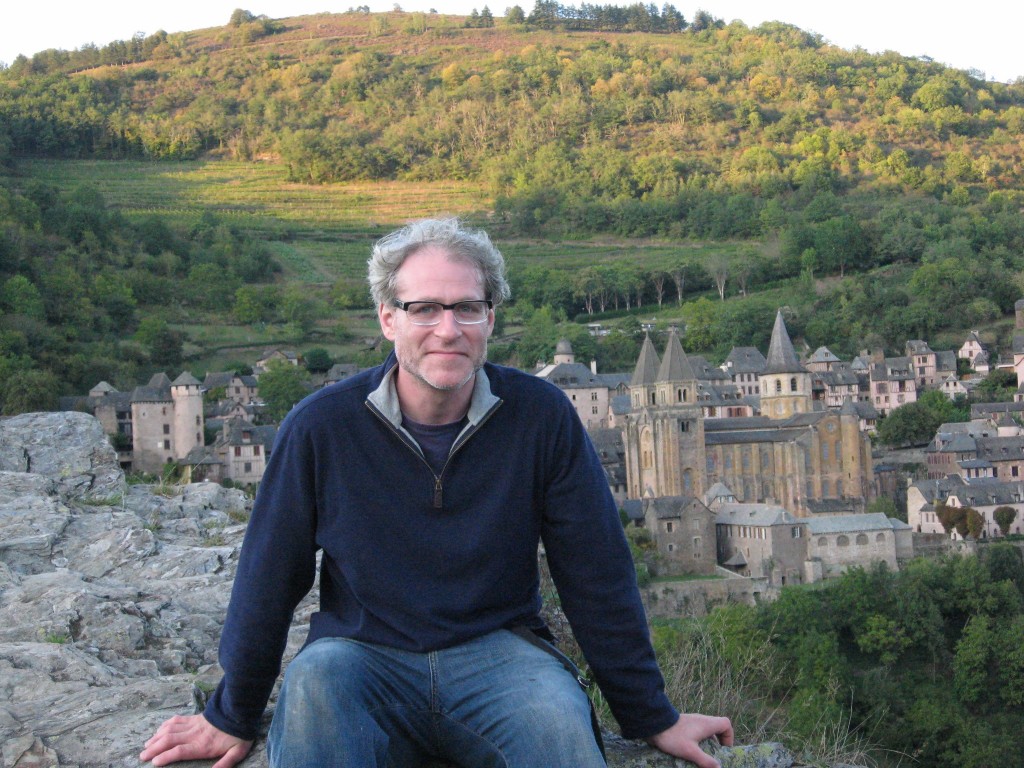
[410,304,439,316]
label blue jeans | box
[267,629,607,768]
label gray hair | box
[367,218,511,307]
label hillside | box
[2,6,1024,410]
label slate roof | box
[763,311,805,374]
[643,496,709,520]
[130,372,173,403]
[808,346,841,365]
[630,334,661,386]
[804,512,897,534]
[715,502,798,526]
[689,355,731,382]
[656,328,698,382]
[871,358,915,382]
[171,372,201,387]
[723,346,766,375]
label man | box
[141,219,732,768]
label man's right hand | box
[140,714,253,768]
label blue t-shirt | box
[401,414,468,474]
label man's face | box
[378,245,494,397]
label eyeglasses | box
[392,299,493,326]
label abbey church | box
[621,312,875,516]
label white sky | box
[1,1,1021,83]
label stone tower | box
[759,310,812,419]
[171,372,205,461]
[622,331,706,500]
[552,339,575,365]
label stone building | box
[640,495,718,576]
[130,372,205,475]
[203,372,259,404]
[804,513,911,578]
[535,340,630,429]
[713,501,807,587]
[621,312,874,516]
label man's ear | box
[379,302,397,341]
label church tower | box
[623,330,706,500]
[759,311,812,419]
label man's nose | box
[432,308,463,336]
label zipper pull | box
[433,477,443,509]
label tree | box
[868,496,902,521]
[876,393,956,448]
[0,366,59,415]
[134,317,183,369]
[304,348,333,374]
[994,506,1018,537]
[505,5,526,24]
[706,253,729,300]
[259,361,310,421]
[1,275,46,321]
[966,507,985,539]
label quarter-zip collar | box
[366,360,502,448]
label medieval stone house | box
[130,372,205,475]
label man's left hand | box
[647,713,734,768]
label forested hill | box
[3,5,1024,413]
[4,5,1024,205]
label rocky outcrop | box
[0,413,856,768]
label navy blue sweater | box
[204,355,678,741]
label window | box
[876,532,886,543]
[254,445,261,456]
[591,392,598,401]
[195,416,201,426]
[666,522,674,533]
[856,533,868,545]
[163,440,170,450]
[591,406,598,414]
[234,446,242,457]
[792,526,802,538]
[163,424,171,435]
[667,543,675,552]
[244,462,252,473]
[775,380,782,393]
[790,377,797,392]
[837,535,849,547]
[818,536,828,547]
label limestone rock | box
[0,412,125,502]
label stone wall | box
[641,572,757,619]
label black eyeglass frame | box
[391,299,494,325]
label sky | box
[1,1,1021,83]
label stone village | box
[62,303,1024,602]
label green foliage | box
[258,360,310,420]
[876,390,960,447]
[866,496,901,521]
[304,347,333,373]
[993,506,1019,537]
[740,556,1024,764]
